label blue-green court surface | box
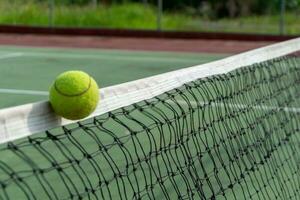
[0,45,227,109]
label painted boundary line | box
[0,89,48,96]
[0,50,209,63]
[0,53,23,60]
[21,52,205,63]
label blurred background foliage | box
[0,0,299,34]
[34,0,300,19]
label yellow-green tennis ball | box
[49,71,99,120]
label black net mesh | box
[1,54,300,200]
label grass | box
[0,1,299,35]
[0,2,188,30]
[186,13,300,35]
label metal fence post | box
[92,0,98,7]
[143,0,148,7]
[279,0,286,35]
[157,0,163,31]
[48,0,54,27]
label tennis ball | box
[49,71,99,120]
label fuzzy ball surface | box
[49,71,99,120]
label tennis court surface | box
[0,38,300,200]
[0,46,225,109]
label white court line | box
[0,53,23,60]
[18,52,203,63]
[0,89,48,96]
[167,100,300,113]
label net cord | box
[0,37,299,144]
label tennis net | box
[0,38,300,199]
